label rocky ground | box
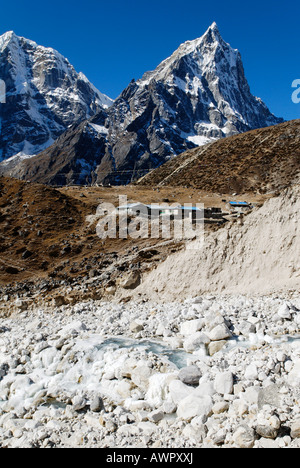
[1,177,299,449]
[0,293,300,448]
[0,177,267,316]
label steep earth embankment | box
[129,184,300,301]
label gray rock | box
[177,394,213,422]
[169,380,194,405]
[121,272,141,290]
[278,304,292,320]
[178,366,201,386]
[237,321,256,337]
[207,323,232,341]
[130,321,144,333]
[244,363,258,380]
[258,384,282,410]
[214,371,234,395]
[183,332,210,353]
[0,363,9,382]
[194,382,216,397]
[90,396,104,413]
[256,424,279,440]
[148,410,164,423]
[256,411,281,439]
[180,319,204,336]
[290,419,300,439]
[233,425,256,448]
[208,340,227,356]
[72,395,87,412]
[241,386,261,406]
[212,401,229,414]
[131,365,153,389]
[162,401,177,414]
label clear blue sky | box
[1,0,299,121]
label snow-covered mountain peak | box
[0,31,17,50]
[0,30,15,41]
[202,21,222,40]
[0,31,39,53]
[0,31,113,108]
[0,25,284,185]
[209,21,219,31]
[78,72,113,109]
[138,22,237,89]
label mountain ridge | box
[136,119,300,194]
[0,23,284,185]
[0,30,113,162]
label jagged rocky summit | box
[0,31,113,163]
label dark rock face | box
[0,24,283,185]
[0,31,113,162]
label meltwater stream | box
[1,332,300,417]
[96,337,192,369]
[96,333,300,369]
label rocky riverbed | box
[0,293,300,448]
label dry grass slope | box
[137,120,300,193]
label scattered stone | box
[212,401,229,414]
[178,366,201,386]
[233,425,256,448]
[121,271,141,290]
[90,396,104,413]
[207,323,232,341]
[258,384,282,410]
[214,371,234,395]
[162,400,177,414]
[177,395,213,422]
[0,294,299,448]
[72,395,87,412]
[148,410,164,423]
[208,340,227,356]
[169,379,194,405]
[290,419,300,439]
[244,363,258,380]
[130,321,144,333]
[183,332,209,353]
[278,304,292,320]
[255,410,281,439]
[180,319,204,336]
[237,321,256,337]
[131,365,153,389]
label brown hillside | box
[0,180,205,303]
[137,120,300,193]
[0,177,89,284]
